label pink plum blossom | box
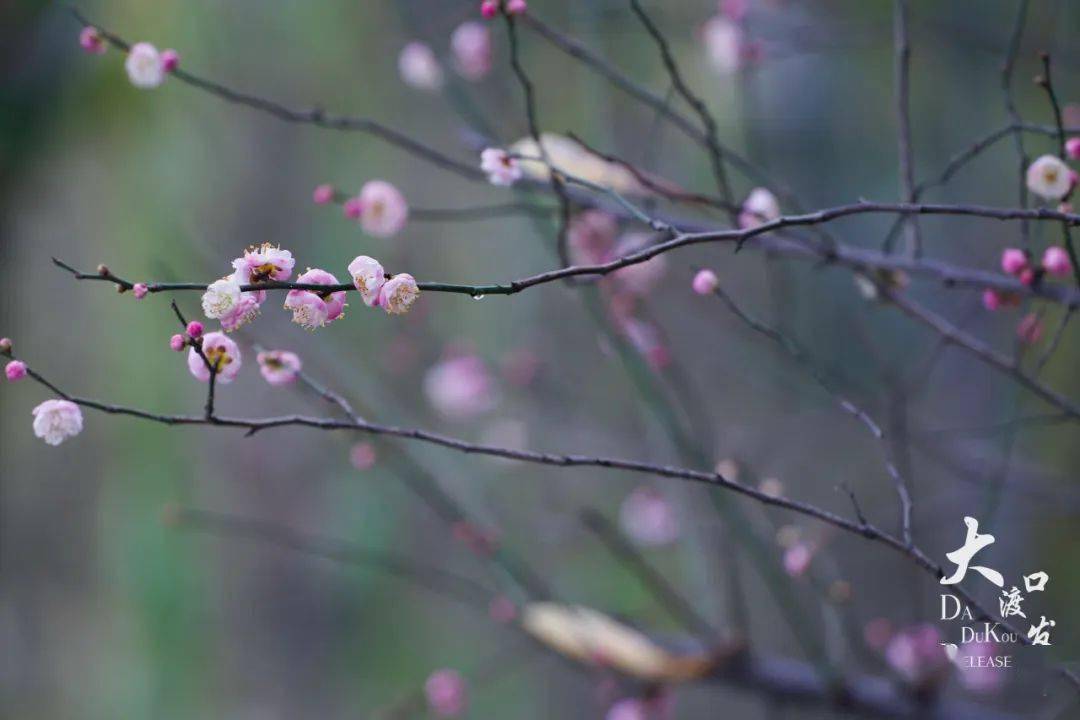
[981,288,1001,311]
[424,669,467,717]
[1067,137,1080,161]
[343,196,363,219]
[284,268,347,328]
[31,399,84,446]
[1042,245,1072,277]
[169,334,185,352]
[186,321,204,339]
[692,268,719,295]
[424,354,497,419]
[132,283,148,299]
[187,331,242,383]
[231,243,295,285]
[347,255,386,307]
[480,1,498,20]
[219,294,260,332]
[1000,248,1028,275]
[356,180,409,238]
[506,0,527,15]
[257,350,302,386]
[480,148,522,186]
[1017,313,1043,344]
[884,624,948,685]
[739,187,780,229]
[312,183,335,205]
[398,42,444,91]
[125,42,166,89]
[611,233,667,295]
[349,442,377,471]
[1026,155,1072,200]
[451,22,492,80]
[567,210,617,265]
[5,360,27,382]
[783,542,814,577]
[378,273,420,315]
[619,487,679,546]
[1019,267,1036,286]
[79,27,106,55]
[161,49,180,73]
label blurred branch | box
[892,0,923,258]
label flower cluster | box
[480,0,527,19]
[983,246,1071,346]
[317,180,410,238]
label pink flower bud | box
[480,1,499,19]
[0,338,12,353]
[1017,313,1043,345]
[506,0,528,14]
[1067,137,1080,161]
[1019,267,1036,286]
[1000,248,1027,276]
[5,360,27,382]
[312,183,335,205]
[132,282,149,299]
[161,49,180,73]
[1042,245,1072,277]
[79,26,106,55]
[425,669,467,717]
[981,288,1002,311]
[691,268,719,295]
[343,196,363,219]
[169,334,186,352]
[185,321,204,339]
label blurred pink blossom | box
[424,669,467,717]
[424,353,497,419]
[620,487,679,546]
[256,350,302,386]
[451,22,492,80]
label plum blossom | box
[398,42,444,91]
[1017,312,1043,345]
[619,487,679,546]
[347,255,386,307]
[201,278,242,320]
[783,542,815,577]
[284,269,347,328]
[1026,155,1072,200]
[169,334,185,352]
[378,273,420,315]
[505,0,527,14]
[188,331,242,383]
[312,183,335,205]
[132,283,148,299]
[567,210,618,265]
[1067,137,1080,161]
[5,360,27,382]
[451,22,492,80]
[692,268,719,295]
[31,399,84,446]
[981,288,1002,311]
[739,187,780,229]
[343,196,363,219]
[219,294,260,332]
[424,669,467,717]
[702,15,744,74]
[611,233,667,295]
[424,354,497,419]
[1000,248,1028,276]
[79,27,106,55]
[349,442,377,471]
[480,0,499,19]
[354,180,409,238]
[1042,245,1072,277]
[125,42,166,89]
[186,321,204,339]
[256,350,302,386]
[161,49,180,73]
[231,243,295,285]
[480,148,522,186]
[884,624,948,685]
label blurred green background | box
[2,1,1079,717]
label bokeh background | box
[2,1,1079,717]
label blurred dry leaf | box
[509,133,645,195]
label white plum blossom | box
[31,399,84,446]
[125,42,166,89]
[480,148,522,187]
[378,273,420,315]
[1026,154,1072,200]
[347,255,386,307]
[398,42,444,91]
[739,187,781,228]
[201,278,242,320]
